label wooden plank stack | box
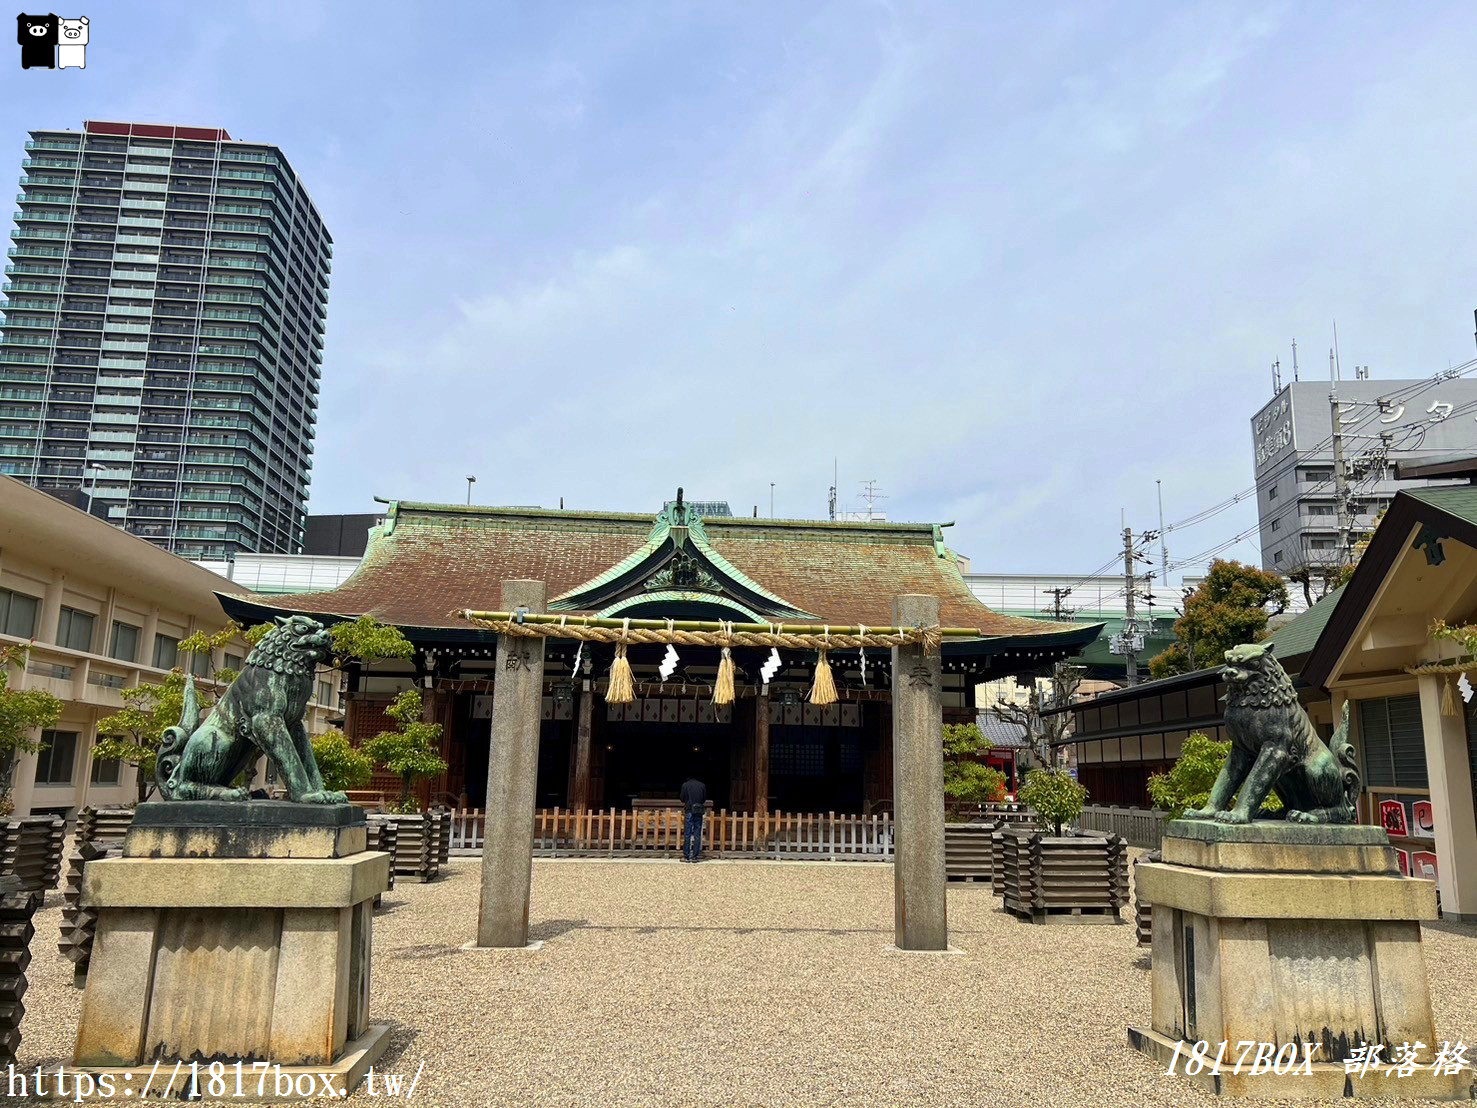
[59,840,115,976]
[0,878,39,1067]
[999,826,1129,924]
[368,812,438,882]
[430,806,452,868]
[1133,849,1160,947]
[74,806,136,847]
[0,816,66,894]
[944,821,997,882]
[367,818,398,896]
[59,807,138,978]
[990,826,1007,894]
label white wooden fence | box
[1074,805,1168,848]
[448,807,894,861]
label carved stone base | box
[124,800,368,859]
[1130,820,1468,1097]
[74,820,389,1077]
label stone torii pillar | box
[891,593,948,951]
[476,580,546,948]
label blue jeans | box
[683,809,704,860]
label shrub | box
[942,722,1007,804]
[310,730,374,793]
[362,689,447,810]
[1018,768,1087,836]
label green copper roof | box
[1266,585,1346,662]
[1405,484,1477,524]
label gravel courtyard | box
[25,858,1477,1107]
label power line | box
[1162,362,1477,534]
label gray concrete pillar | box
[891,593,948,950]
[476,580,547,948]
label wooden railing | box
[1075,805,1168,848]
[448,808,895,861]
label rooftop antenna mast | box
[1292,338,1299,381]
[828,458,838,521]
[1272,359,1282,394]
[859,480,887,521]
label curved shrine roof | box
[220,501,1097,651]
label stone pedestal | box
[1129,820,1475,1099]
[71,802,391,1098]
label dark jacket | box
[679,778,707,815]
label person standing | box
[679,775,707,862]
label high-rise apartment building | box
[1251,377,1477,573]
[0,120,331,559]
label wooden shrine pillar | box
[476,580,546,949]
[891,593,948,951]
[570,676,595,811]
[753,687,771,815]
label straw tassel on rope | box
[808,628,837,706]
[606,618,635,704]
[713,622,736,706]
[1442,673,1461,718]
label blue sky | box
[6,1,1476,579]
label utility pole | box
[1122,526,1139,686]
[1043,587,1074,621]
[1156,480,1169,594]
[1330,389,1352,567]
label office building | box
[0,477,340,816]
[1252,378,1477,573]
[0,120,331,559]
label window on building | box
[1273,550,1283,565]
[1268,483,1278,501]
[189,650,211,677]
[35,729,78,786]
[1270,518,1280,533]
[1308,504,1335,517]
[0,588,39,639]
[317,680,333,705]
[1302,467,1333,484]
[89,748,121,785]
[152,633,179,669]
[224,652,244,671]
[56,606,95,652]
[1358,696,1428,789]
[109,621,139,662]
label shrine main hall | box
[220,495,1099,814]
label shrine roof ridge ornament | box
[547,487,818,620]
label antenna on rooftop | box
[828,457,838,521]
[858,480,887,521]
[1272,359,1281,394]
[1292,338,1299,381]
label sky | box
[6,1,1477,582]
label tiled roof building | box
[223,495,1100,815]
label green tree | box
[179,621,243,682]
[329,616,414,664]
[0,644,64,815]
[95,622,247,801]
[1018,767,1087,836]
[1148,559,1289,678]
[942,722,1007,804]
[362,690,447,812]
[310,730,375,793]
[1146,731,1281,818]
[1146,731,1229,818]
[95,670,195,802]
